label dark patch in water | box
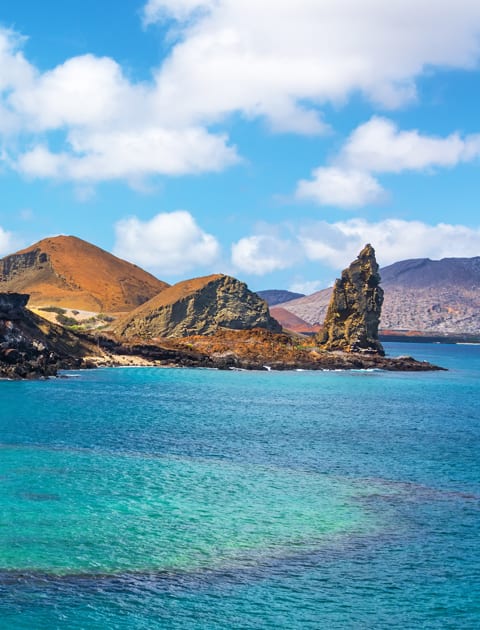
[19,492,61,502]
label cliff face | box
[318,244,384,355]
[0,236,168,312]
[115,274,282,339]
[0,292,95,378]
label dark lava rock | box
[0,292,92,379]
[318,244,384,355]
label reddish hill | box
[0,235,168,312]
[269,306,320,334]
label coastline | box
[79,329,446,373]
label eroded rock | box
[318,244,384,355]
[115,274,281,339]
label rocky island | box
[0,238,444,378]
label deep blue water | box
[1,342,479,629]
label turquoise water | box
[1,342,479,629]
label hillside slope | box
[115,274,281,339]
[0,236,168,312]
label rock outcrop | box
[317,244,384,354]
[0,235,168,312]
[0,292,94,379]
[95,328,443,372]
[274,255,480,335]
[115,274,282,339]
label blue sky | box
[1,0,480,293]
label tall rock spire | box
[317,244,384,355]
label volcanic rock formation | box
[0,292,94,378]
[273,255,480,335]
[115,274,282,339]
[317,244,384,354]
[0,235,168,312]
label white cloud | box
[3,0,480,186]
[0,225,22,256]
[148,0,480,133]
[296,167,386,208]
[231,234,298,275]
[114,210,220,275]
[10,55,136,131]
[340,117,480,173]
[231,217,480,276]
[0,28,238,185]
[0,29,34,93]
[298,218,480,267]
[288,279,323,295]
[143,0,217,24]
[17,127,238,182]
[296,117,480,208]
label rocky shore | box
[0,293,96,379]
[87,328,445,372]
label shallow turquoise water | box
[1,342,479,628]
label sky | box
[0,0,480,294]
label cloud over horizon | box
[113,210,221,276]
[232,218,480,276]
[0,225,21,256]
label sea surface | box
[1,342,479,629]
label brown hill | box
[0,235,168,312]
[115,273,281,339]
[276,287,333,326]
[269,306,320,334]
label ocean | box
[1,342,479,629]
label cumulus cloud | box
[296,166,386,208]
[114,210,220,275]
[148,0,480,133]
[143,0,216,24]
[17,128,238,182]
[2,0,480,185]
[0,225,22,256]
[298,218,480,268]
[296,117,480,208]
[0,28,239,185]
[231,218,480,275]
[231,234,298,275]
[340,117,480,173]
[288,279,324,295]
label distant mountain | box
[380,256,480,333]
[380,256,480,288]
[277,256,480,334]
[0,235,169,312]
[257,289,305,306]
[276,288,333,327]
[115,274,282,339]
